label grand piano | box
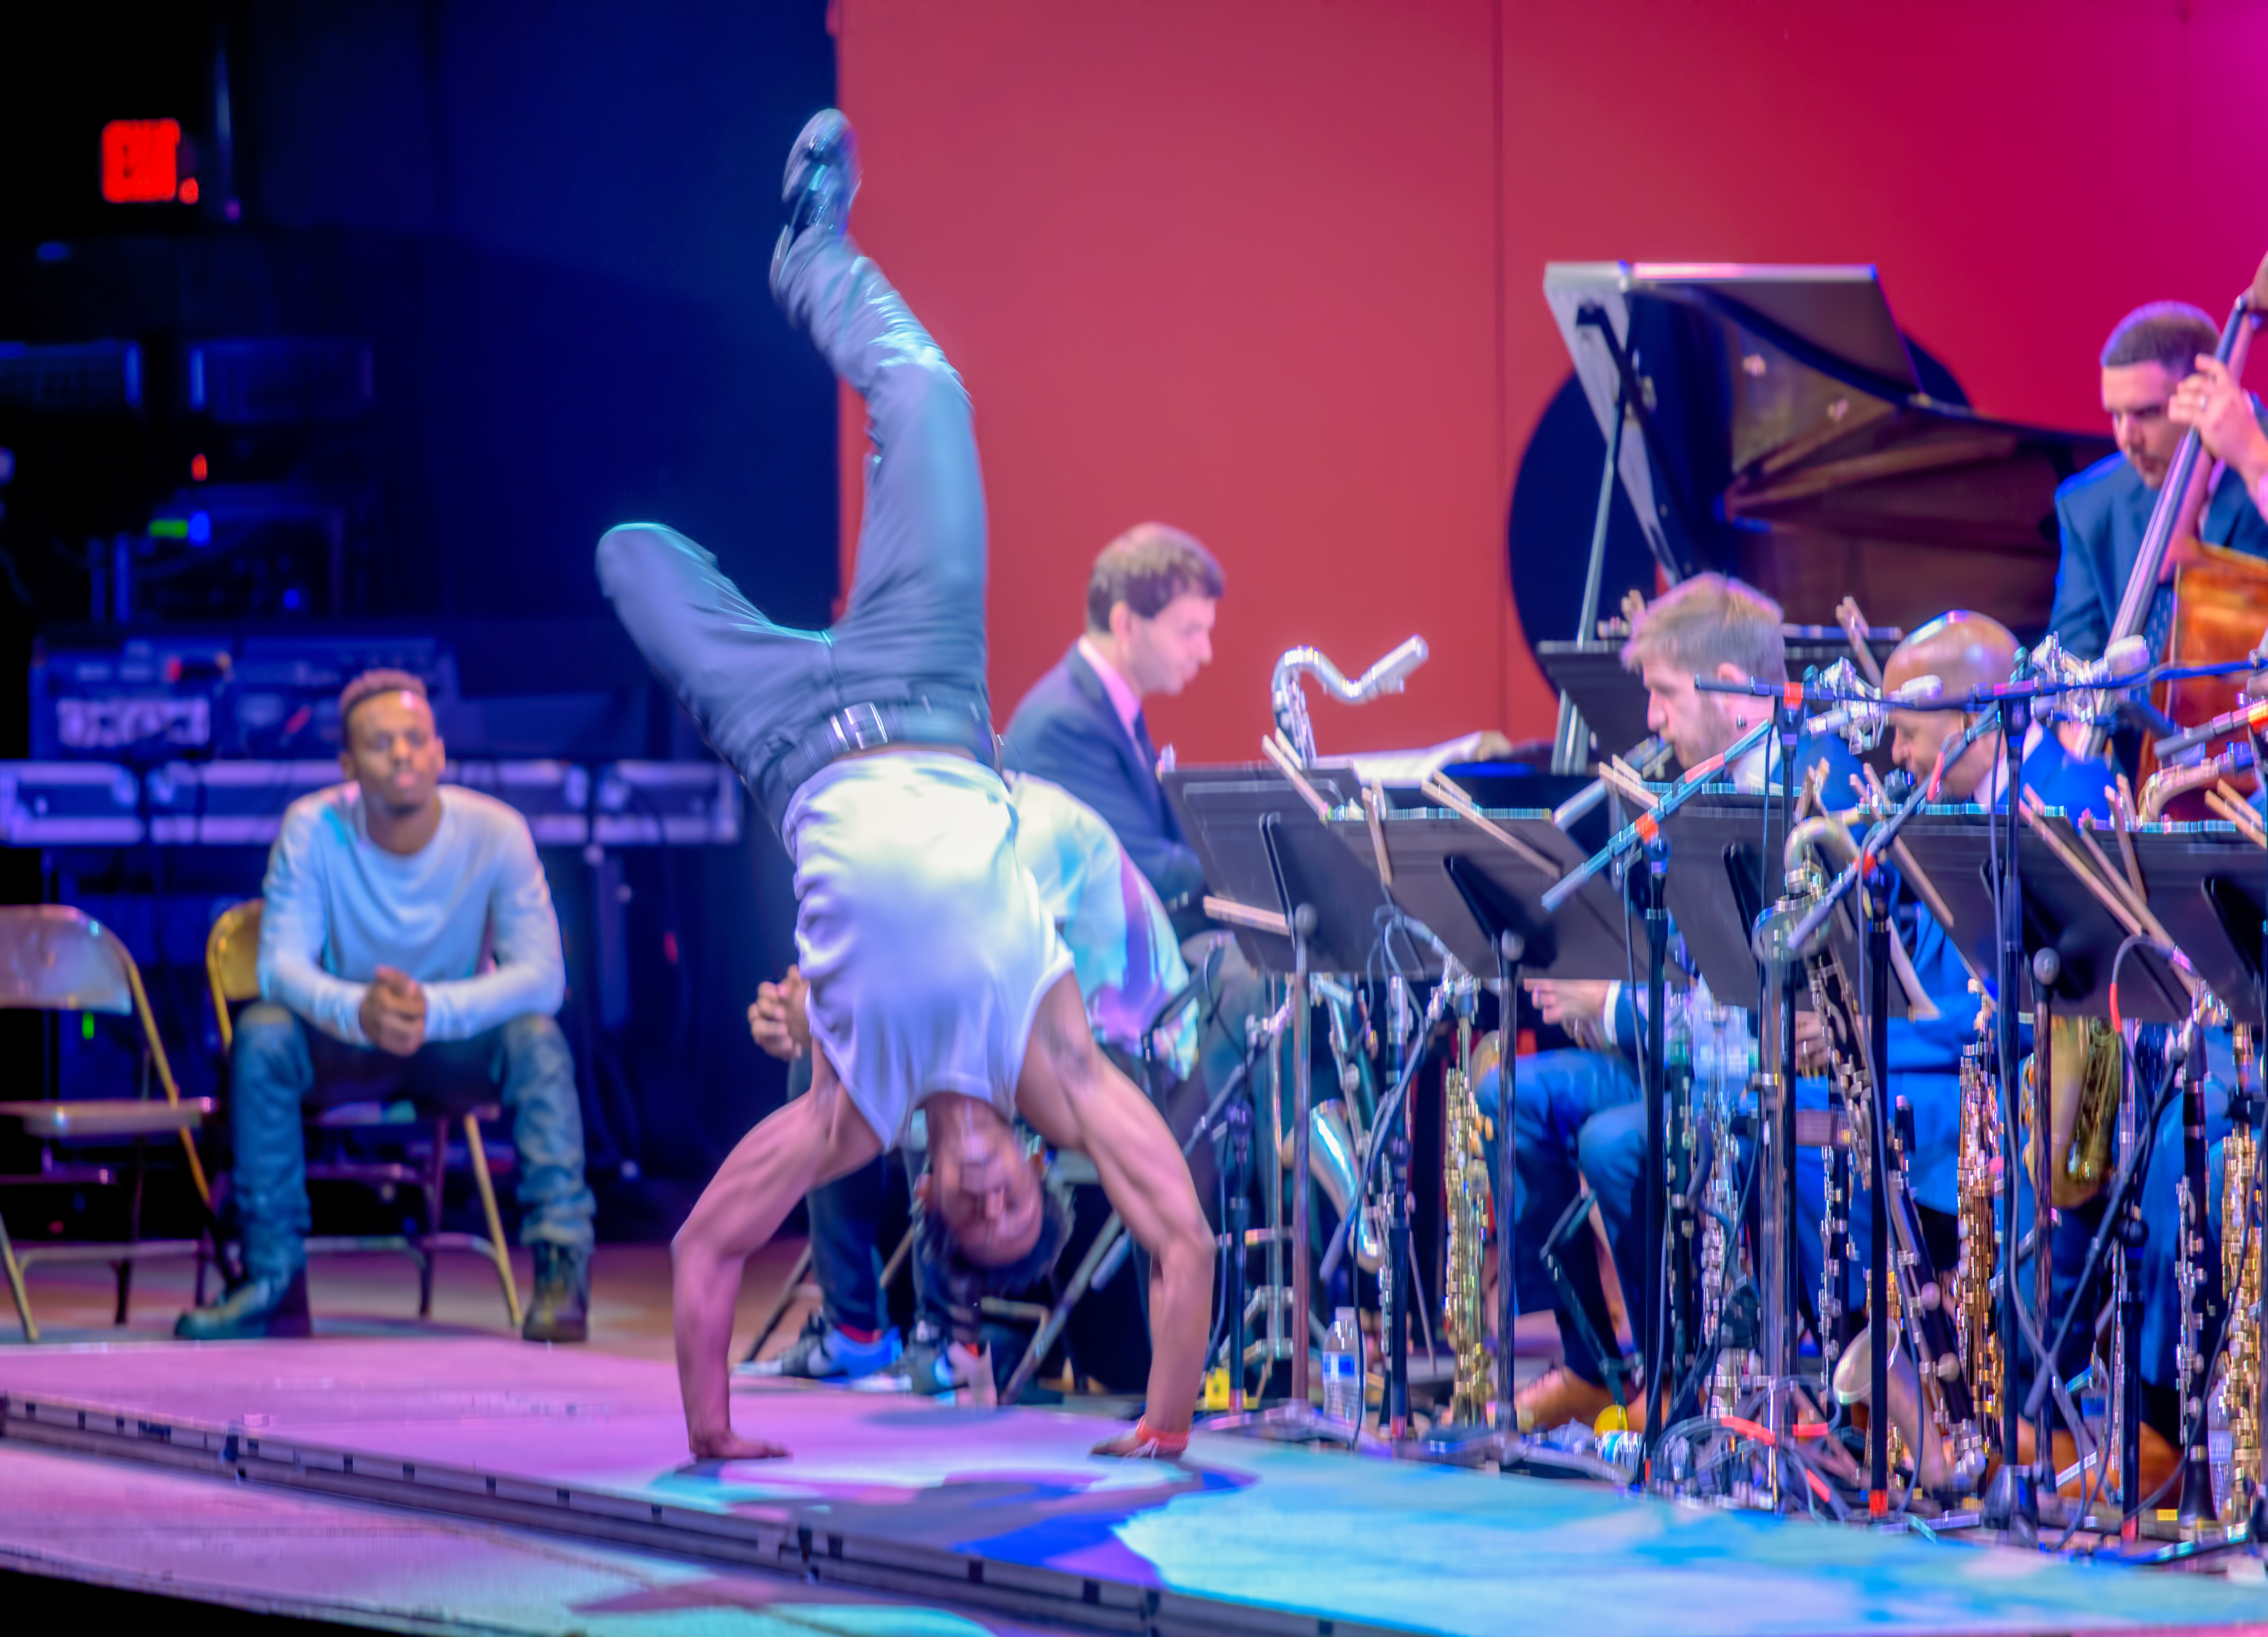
[1531,263,2114,756]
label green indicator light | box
[81,1014,95,1039]
[148,518,189,539]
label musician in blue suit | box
[1002,524,1223,931]
[2048,302,2268,663]
[1871,612,2218,1487]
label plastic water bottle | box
[1322,1307,1361,1425]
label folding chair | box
[0,904,216,1342]
[206,900,522,1329]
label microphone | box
[1804,674,1941,739]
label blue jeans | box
[596,233,993,838]
[1477,1048,1643,1386]
[228,1002,595,1283]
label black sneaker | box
[175,1269,312,1340]
[522,1242,590,1343]
[770,109,860,299]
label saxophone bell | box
[1833,1320,1967,1494]
[1282,1099,1386,1274]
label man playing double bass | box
[2049,301,2268,662]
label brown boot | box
[1515,1366,1638,1434]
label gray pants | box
[595,232,992,836]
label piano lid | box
[1540,262,2113,635]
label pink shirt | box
[1077,634,1145,745]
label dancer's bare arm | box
[1014,974,1213,1444]
[673,1054,883,1458]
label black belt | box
[758,695,997,830]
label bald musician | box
[1884,610,2209,1486]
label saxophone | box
[1442,1005,1491,1427]
[2219,1024,2262,1514]
[1955,1029,2003,1435]
[2021,1014,2123,1209]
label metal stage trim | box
[8,1339,2268,1636]
[0,1374,1370,1637]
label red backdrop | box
[837,0,2268,763]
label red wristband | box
[1133,1414,1190,1455]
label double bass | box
[2099,254,2268,799]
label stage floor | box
[7,1339,2268,1636]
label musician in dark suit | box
[1002,523,1224,927]
[2048,302,2268,661]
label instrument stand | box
[1981,709,2040,1543]
[1214,802,1430,1448]
[1496,934,1523,1435]
[2255,816,2268,1549]
[1347,810,1638,1474]
[1382,983,1414,1439]
[1762,700,1804,1506]
[1201,905,1363,1446]
[1638,835,1674,1450]
[1864,868,1894,1514]
[2030,957,2064,1515]
[2176,1017,2225,1529]
[1222,1090,1254,1414]
[2119,1082,2148,1536]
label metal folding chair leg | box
[462,1114,524,1331]
[115,1134,148,1326]
[417,1117,448,1318]
[0,1209,35,1344]
[742,1243,814,1364]
[879,1223,916,1292]
[1002,1211,1126,1407]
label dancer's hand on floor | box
[1090,1419,1190,1460]
[690,1427,792,1460]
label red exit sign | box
[102,118,185,204]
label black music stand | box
[1168,767,1416,1445]
[2127,829,2264,1019]
[1898,812,2189,1022]
[1163,765,1371,969]
[1337,808,1641,1461]
[1902,807,2192,1527]
[1661,799,1923,1020]
[2132,825,2265,1532]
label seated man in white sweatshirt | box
[177,669,596,1342]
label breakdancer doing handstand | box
[596,111,1213,1461]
